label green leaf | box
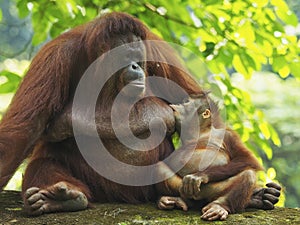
[0,71,22,93]
[171,132,181,150]
[258,137,273,160]
[232,88,243,99]
[267,167,277,180]
[265,8,276,21]
[0,9,2,21]
[232,53,255,78]
[261,40,273,57]
[250,0,268,7]
[259,122,271,139]
[16,0,30,18]
[66,0,79,14]
[269,125,281,147]
[272,56,286,72]
[218,48,234,67]
[0,71,21,83]
[49,23,65,39]
[271,0,289,11]
[235,21,256,46]
[233,54,247,76]
[276,10,298,27]
[241,128,250,142]
[271,0,298,26]
[278,65,290,78]
[198,30,218,43]
[32,12,51,45]
[289,61,300,78]
[56,0,69,15]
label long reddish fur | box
[0,12,202,203]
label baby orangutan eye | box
[202,109,211,119]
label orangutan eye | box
[202,109,211,119]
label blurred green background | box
[0,0,299,208]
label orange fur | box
[0,12,202,209]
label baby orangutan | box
[155,93,264,221]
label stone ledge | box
[0,191,299,225]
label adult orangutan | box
[0,12,280,216]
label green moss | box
[0,191,299,225]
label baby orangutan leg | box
[154,161,257,221]
[24,181,88,216]
[201,201,229,221]
[199,169,257,221]
[155,162,189,211]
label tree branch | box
[143,3,197,29]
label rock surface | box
[0,191,299,225]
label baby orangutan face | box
[169,94,211,136]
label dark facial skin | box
[110,34,147,98]
[117,61,146,98]
[45,34,148,141]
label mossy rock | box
[0,191,299,225]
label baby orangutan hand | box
[180,173,209,200]
[157,196,188,211]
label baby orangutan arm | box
[181,129,263,199]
